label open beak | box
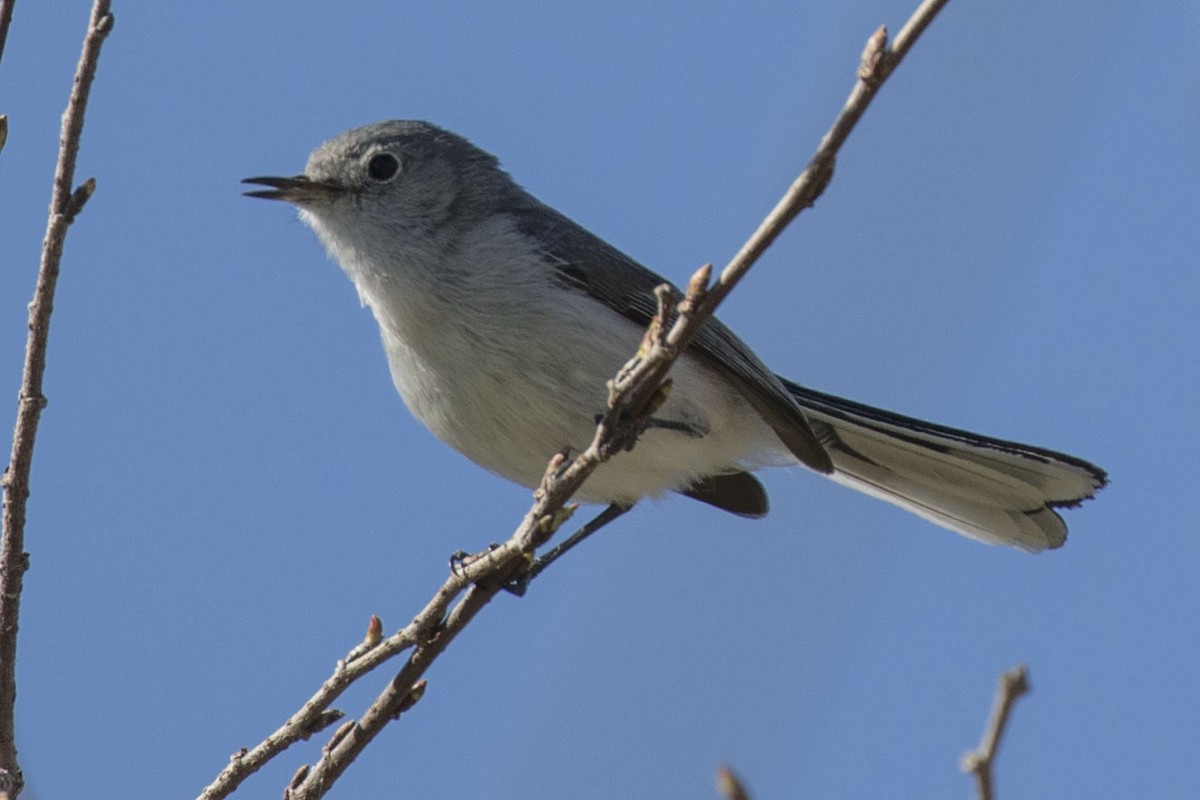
[241,175,349,204]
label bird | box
[244,120,1107,553]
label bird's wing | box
[509,203,832,474]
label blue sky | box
[2,1,1196,798]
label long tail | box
[780,378,1108,552]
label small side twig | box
[961,665,1032,800]
[0,0,16,70]
[198,2,956,797]
[716,765,751,800]
[0,3,114,797]
[197,580,469,800]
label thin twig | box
[0,0,16,70]
[198,2,956,797]
[196,576,469,800]
[695,0,952,335]
[961,665,1031,800]
[0,2,114,796]
[716,765,751,800]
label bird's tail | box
[780,378,1107,552]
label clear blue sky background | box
[2,2,1196,798]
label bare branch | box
[197,581,471,800]
[0,0,16,69]
[0,2,115,795]
[198,1,957,796]
[961,665,1032,800]
[716,765,752,800]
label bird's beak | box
[241,175,349,204]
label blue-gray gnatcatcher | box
[245,120,1106,553]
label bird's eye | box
[366,152,401,182]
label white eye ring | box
[366,152,401,182]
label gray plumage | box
[245,120,1107,552]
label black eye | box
[366,152,401,182]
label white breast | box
[303,208,790,505]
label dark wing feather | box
[508,202,832,474]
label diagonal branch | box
[197,579,472,799]
[0,0,16,70]
[716,765,752,800]
[0,2,115,796]
[199,1,956,797]
[961,664,1031,800]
